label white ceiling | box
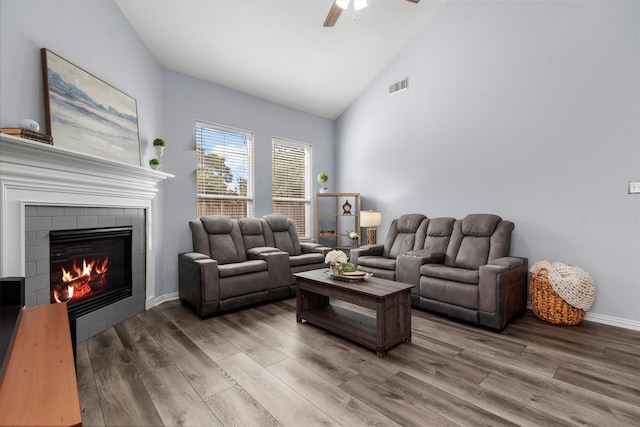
[114,0,445,119]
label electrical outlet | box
[628,181,640,194]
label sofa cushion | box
[383,214,427,259]
[423,217,455,252]
[397,214,426,233]
[357,255,397,271]
[461,214,501,237]
[264,214,290,231]
[263,215,303,256]
[218,260,267,277]
[201,215,234,234]
[189,219,211,257]
[421,278,479,310]
[196,215,247,264]
[239,218,268,250]
[206,234,239,265]
[454,237,491,270]
[219,270,269,299]
[420,264,479,284]
[445,214,501,270]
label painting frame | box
[41,48,141,166]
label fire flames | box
[53,257,109,303]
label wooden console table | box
[0,303,81,426]
[295,269,413,357]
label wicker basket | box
[530,268,585,325]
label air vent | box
[389,77,409,95]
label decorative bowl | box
[325,270,372,282]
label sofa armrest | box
[313,246,333,255]
[404,249,445,263]
[489,256,526,270]
[300,242,331,254]
[247,246,282,260]
[299,242,332,255]
[350,244,384,265]
[178,252,221,304]
[257,250,291,287]
[478,257,529,330]
[180,251,211,263]
[396,250,445,287]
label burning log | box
[53,257,109,304]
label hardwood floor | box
[77,298,640,426]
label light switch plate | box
[628,181,640,194]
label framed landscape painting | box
[41,48,141,166]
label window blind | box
[196,121,254,218]
[272,138,311,238]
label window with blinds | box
[272,138,311,238]
[196,121,254,218]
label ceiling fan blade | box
[323,1,343,27]
[406,0,421,3]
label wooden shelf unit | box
[315,192,361,250]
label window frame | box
[271,137,312,239]
[196,121,254,218]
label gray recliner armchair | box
[179,215,291,318]
[261,214,329,283]
[419,214,528,331]
[350,214,429,281]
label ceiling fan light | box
[354,0,368,11]
[336,0,350,10]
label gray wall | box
[158,70,335,297]
[0,0,163,157]
[0,0,168,299]
[336,0,640,322]
[0,0,336,301]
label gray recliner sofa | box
[179,214,328,318]
[352,213,528,331]
[179,215,292,318]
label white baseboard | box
[154,292,179,306]
[527,303,640,331]
[583,311,640,331]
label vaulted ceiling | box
[115,0,445,119]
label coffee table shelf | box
[300,304,377,349]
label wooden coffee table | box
[294,269,413,358]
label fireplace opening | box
[50,226,133,317]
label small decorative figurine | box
[342,200,352,215]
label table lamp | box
[360,210,382,245]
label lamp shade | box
[361,210,382,228]
[354,0,368,11]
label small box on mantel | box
[1,127,53,145]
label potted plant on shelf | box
[153,138,166,157]
[149,158,160,170]
[317,172,328,193]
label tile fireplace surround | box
[0,134,172,341]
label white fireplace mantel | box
[0,133,173,309]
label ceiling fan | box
[323,0,421,27]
